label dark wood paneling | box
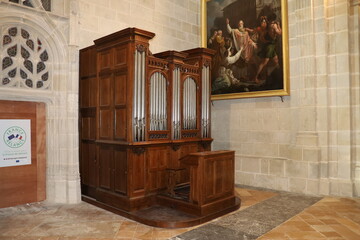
[99,76,112,107]
[99,109,112,139]
[99,145,113,190]
[114,47,127,67]
[114,73,127,106]
[99,49,112,71]
[146,146,169,191]
[114,149,127,195]
[115,108,126,140]
[129,149,146,195]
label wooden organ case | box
[79,28,240,228]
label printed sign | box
[0,119,31,167]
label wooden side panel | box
[99,49,112,71]
[115,108,127,140]
[114,73,127,105]
[114,148,127,195]
[0,101,46,208]
[80,142,97,188]
[203,154,234,204]
[98,145,113,190]
[146,146,169,191]
[99,76,112,107]
[114,47,127,67]
[99,109,112,139]
[129,150,146,196]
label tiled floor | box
[0,187,359,240]
[258,197,360,240]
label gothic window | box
[9,0,51,12]
[1,26,51,89]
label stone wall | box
[212,0,360,197]
[77,0,201,52]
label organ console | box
[79,28,240,228]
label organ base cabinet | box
[79,28,240,228]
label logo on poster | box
[3,126,27,148]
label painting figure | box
[226,18,256,63]
[254,14,282,83]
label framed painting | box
[201,0,289,100]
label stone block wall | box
[77,0,201,52]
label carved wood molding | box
[132,147,146,155]
[172,144,181,151]
[203,60,211,67]
[136,44,146,53]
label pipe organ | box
[79,28,239,228]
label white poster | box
[0,119,31,167]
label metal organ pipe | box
[172,68,180,139]
[150,72,167,131]
[201,66,210,138]
[133,50,146,141]
[183,77,196,130]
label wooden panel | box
[80,142,97,187]
[89,77,98,107]
[115,108,126,140]
[80,142,89,185]
[99,76,112,107]
[99,109,112,139]
[114,47,127,67]
[80,78,89,107]
[147,146,169,191]
[99,49,112,71]
[98,145,113,190]
[81,117,91,139]
[0,101,46,208]
[129,150,146,195]
[114,73,127,105]
[114,149,127,195]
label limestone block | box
[335,15,348,32]
[254,174,276,189]
[354,180,360,197]
[235,156,241,171]
[303,148,320,162]
[308,162,320,179]
[269,159,285,176]
[289,178,307,193]
[306,179,319,195]
[296,133,318,147]
[260,158,269,174]
[319,179,330,195]
[337,161,351,179]
[320,162,329,178]
[279,144,290,159]
[241,157,261,173]
[338,180,354,197]
[290,147,302,161]
[253,143,279,157]
[329,161,338,178]
[235,171,255,186]
[110,0,130,13]
[286,160,308,178]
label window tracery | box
[9,0,51,12]
[1,26,51,89]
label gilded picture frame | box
[201,0,289,100]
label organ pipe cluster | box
[172,67,181,139]
[201,66,210,138]
[183,77,197,130]
[150,72,167,131]
[133,49,146,141]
